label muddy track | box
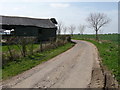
[2,40,109,88]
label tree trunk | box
[7,45,13,60]
[96,30,99,41]
[22,44,26,57]
[30,43,33,55]
[40,41,43,52]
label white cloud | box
[50,3,70,8]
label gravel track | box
[2,40,100,88]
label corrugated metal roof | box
[0,15,57,28]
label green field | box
[2,42,74,80]
[72,34,118,42]
[72,34,120,83]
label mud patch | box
[101,64,119,88]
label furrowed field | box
[72,34,120,83]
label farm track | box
[2,40,103,88]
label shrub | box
[2,35,71,66]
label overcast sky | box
[0,0,118,34]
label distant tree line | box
[57,12,111,41]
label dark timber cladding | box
[0,15,57,41]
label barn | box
[0,15,57,41]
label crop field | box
[72,34,120,83]
[72,34,118,42]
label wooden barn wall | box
[2,24,57,41]
[15,26,38,36]
[41,28,56,41]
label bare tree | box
[78,24,86,35]
[63,26,67,35]
[15,37,36,57]
[86,13,110,40]
[69,25,76,36]
[57,21,64,35]
[6,37,15,60]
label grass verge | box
[74,38,119,83]
[2,42,74,80]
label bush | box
[2,35,71,66]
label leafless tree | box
[6,37,15,60]
[69,25,76,36]
[15,37,36,57]
[57,21,64,35]
[78,24,86,35]
[86,13,110,40]
[17,37,28,57]
[63,26,67,35]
